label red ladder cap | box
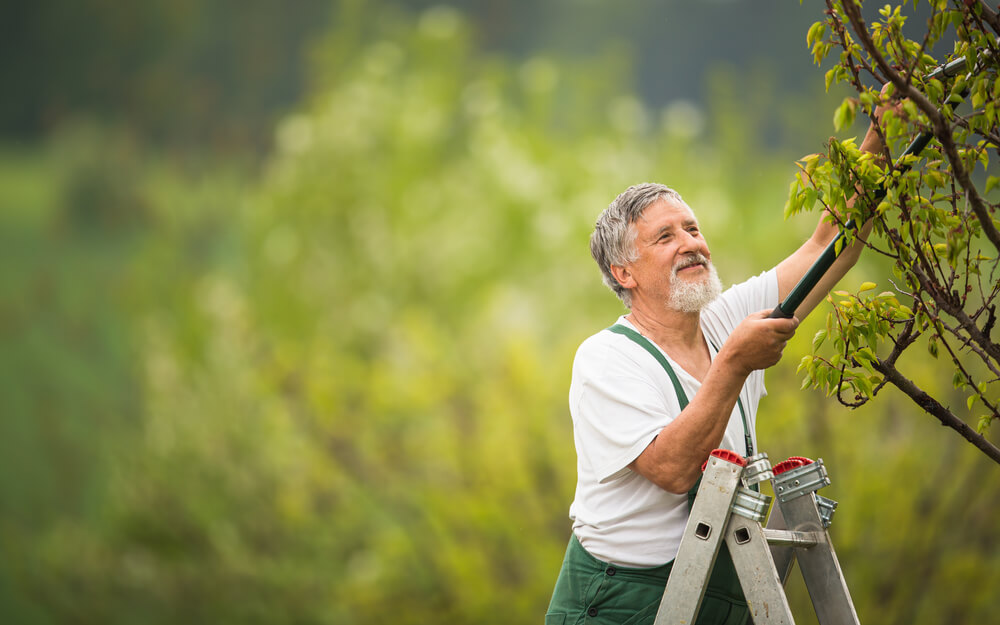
[773,457,812,475]
[705,448,747,469]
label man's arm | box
[629,311,799,493]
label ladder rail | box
[653,454,746,625]
[775,493,859,625]
[726,512,795,624]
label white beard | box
[668,256,722,313]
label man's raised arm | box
[776,87,895,320]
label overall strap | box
[607,323,753,457]
[608,324,689,409]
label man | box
[546,113,888,624]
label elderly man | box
[546,118,887,624]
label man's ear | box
[609,264,635,290]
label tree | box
[789,0,1000,462]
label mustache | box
[672,253,710,275]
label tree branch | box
[952,110,1000,148]
[936,318,1000,408]
[885,315,919,365]
[841,1,1000,253]
[904,251,1000,363]
[873,360,1000,464]
[939,313,1000,380]
[970,0,1000,37]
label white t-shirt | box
[568,269,780,567]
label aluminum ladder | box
[655,449,858,625]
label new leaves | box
[794,0,1000,462]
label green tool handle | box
[768,57,971,320]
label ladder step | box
[762,529,823,548]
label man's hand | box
[720,311,800,376]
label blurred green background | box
[2,1,997,624]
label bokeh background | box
[2,1,997,624]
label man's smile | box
[673,255,709,275]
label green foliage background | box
[1,3,997,624]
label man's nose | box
[677,230,702,253]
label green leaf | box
[953,371,966,390]
[856,375,874,398]
[825,67,838,92]
[977,414,993,434]
[857,346,877,362]
[925,170,944,189]
[972,88,985,110]
[833,98,857,132]
[807,21,826,48]
[801,153,822,175]
[859,281,877,292]
[812,329,827,351]
[784,179,802,219]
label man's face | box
[626,198,721,312]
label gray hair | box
[590,182,683,308]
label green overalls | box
[545,325,751,625]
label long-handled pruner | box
[768,55,976,319]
